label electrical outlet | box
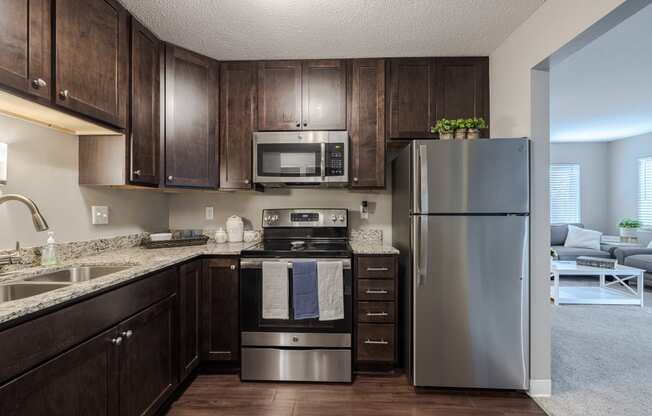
[205,206,214,220]
[92,206,109,225]
[360,200,369,220]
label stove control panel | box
[262,209,348,228]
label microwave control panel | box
[327,143,345,176]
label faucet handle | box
[15,241,20,252]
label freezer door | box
[412,215,529,389]
[413,139,529,214]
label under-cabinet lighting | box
[0,142,6,185]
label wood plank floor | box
[166,374,547,416]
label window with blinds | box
[638,157,652,226]
[550,164,581,224]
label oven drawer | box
[357,302,395,323]
[357,279,395,301]
[356,324,395,362]
[241,348,352,382]
[356,256,395,279]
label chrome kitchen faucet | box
[0,194,49,269]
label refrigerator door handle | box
[413,215,428,287]
[412,145,421,213]
[419,144,429,214]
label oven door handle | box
[240,258,352,270]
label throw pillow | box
[564,225,602,251]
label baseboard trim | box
[528,379,552,397]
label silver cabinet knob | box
[133,170,141,176]
[58,90,69,100]
[168,175,174,181]
[230,264,236,271]
[244,179,250,185]
[121,330,133,338]
[353,177,359,182]
[111,336,123,346]
[32,78,47,89]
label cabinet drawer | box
[356,324,395,362]
[356,256,395,279]
[357,302,395,323]
[357,279,394,301]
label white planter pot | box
[620,227,639,238]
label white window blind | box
[550,164,581,224]
[638,157,652,226]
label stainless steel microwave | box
[253,131,348,186]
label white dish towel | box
[317,261,344,321]
[262,261,289,320]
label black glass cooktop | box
[241,239,352,258]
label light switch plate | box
[205,206,214,220]
[92,206,109,225]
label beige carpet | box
[537,278,652,416]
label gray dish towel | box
[292,260,319,320]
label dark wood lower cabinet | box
[0,327,120,416]
[119,296,177,416]
[178,261,201,379]
[201,258,240,362]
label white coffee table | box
[551,260,645,307]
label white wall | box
[490,0,628,391]
[168,187,392,240]
[0,114,170,250]
[550,142,609,232]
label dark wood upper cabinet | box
[119,296,177,416]
[165,44,219,188]
[0,0,51,101]
[388,58,436,139]
[350,59,386,188]
[179,261,201,381]
[129,19,161,186]
[257,60,302,131]
[201,258,240,362]
[302,60,347,130]
[220,62,256,189]
[54,0,129,129]
[0,327,120,416]
[434,57,489,126]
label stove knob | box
[338,215,345,222]
[330,214,337,222]
[272,215,279,222]
[264,216,270,223]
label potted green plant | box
[618,218,641,239]
[454,118,467,139]
[466,117,487,139]
[431,118,455,140]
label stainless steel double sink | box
[0,266,131,303]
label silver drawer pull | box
[365,290,388,294]
[366,312,388,317]
[364,339,389,345]
[367,267,389,271]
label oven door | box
[253,131,348,184]
[240,258,353,334]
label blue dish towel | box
[292,261,319,320]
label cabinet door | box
[302,60,347,130]
[0,0,51,100]
[54,0,129,128]
[165,44,219,188]
[201,258,240,361]
[119,296,177,416]
[257,60,302,131]
[0,327,120,416]
[434,57,489,129]
[350,59,385,188]
[220,62,256,189]
[178,261,201,381]
[388,58,436,139]
[129,19,161,186]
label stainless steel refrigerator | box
[392,138,529,390]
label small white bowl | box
[150,233,172,242]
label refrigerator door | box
[412,215,529,389]
[412,139,529,214]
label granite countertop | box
[0,239,399,326]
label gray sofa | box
[551,223,612,261]
[613,247,652,287]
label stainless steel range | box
[239,208,353,383]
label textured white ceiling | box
[550,2,652,143]
[121,0,544,60]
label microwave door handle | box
[321,142,326,180]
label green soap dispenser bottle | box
[41,231,58,266]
